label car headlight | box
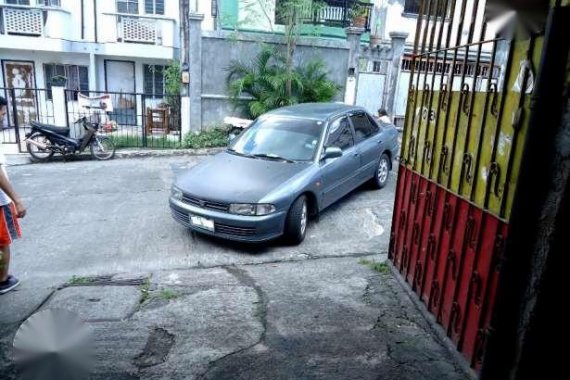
[171,186,184,201]
[256,204,276,216]
[229,203,276,216]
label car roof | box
[264,103,368,122]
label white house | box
[0,0,180,96]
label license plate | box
[190,215,215,232]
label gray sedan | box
[170,103,399,244]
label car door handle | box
[378,140,383,144]
[353,152,359,157]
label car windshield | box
[229,115,323,162]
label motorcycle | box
[25,114,116,162]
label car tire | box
[371,153,391,189]
[284,195,308,245]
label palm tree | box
[226,46,303,118]
[227,45,339,118]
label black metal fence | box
[0,87,55,153]
[65,90,182,149]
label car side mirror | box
[322,146,343,160]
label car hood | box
[175,151,311,203]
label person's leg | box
[0,243,19,293]
[0,204,21,293]
[0,245,10,282]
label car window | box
[350,113,379,143]
[230,116,323,161]
[369,114,385,131]
[326,116,354,151]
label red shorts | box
[0,203,22,246]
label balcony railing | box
[99,13,174,47]
[1,7,43,36]
[118,16,160,44]
[294,0,374,31]
[0,3,71,39]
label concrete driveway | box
[9,155,396,280]
[1,155,471,380]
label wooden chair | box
[145,107,170,135]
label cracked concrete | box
[0,156,471,379]
[0,256,470,380]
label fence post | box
[52,86,67,127]
[181,96,190,136]
[188,12,204,132]
[141,94,147,148]
[344,26,365,105]
[10,88,21,149]
[385,31,408,116]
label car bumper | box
[169,198,287,243]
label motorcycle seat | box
[31,122,70,137]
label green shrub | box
[183,127,230,149]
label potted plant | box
[50,75,67,87]
[370,18,382,48]
[350,1,370,28]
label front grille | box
[171,208,190,227]
[181,194,229,212]
[215,223,257,236]
[171,206,257,237]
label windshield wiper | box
[252,153,295,163]
[227,148,254,158]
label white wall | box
[393,71,496,117]
[379,0,497,48]
[193,0,216,30]
[0,50,91,89]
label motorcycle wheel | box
[90,136,115,160]
[27,133,54,162]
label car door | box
[319,115,360,209]
[349,111,383,182]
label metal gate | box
[1,87,55,153]
[389,0,544,371]
[356,72,386,114]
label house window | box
[38,0,61,6]
[117,0,139,14]
[143,64,165,95]
[5,0,30,5]
[145,0,164,15]
[372,61,386,73]
[404,0,448,17]
[44,64,89,100]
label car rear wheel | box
[371,153,390,189]
[284,195,308,245]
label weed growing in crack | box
[66,275,95,286]
[140,282,179,305]
[140,278,151,304]
[359,259,390,274]
[157,289,179,301]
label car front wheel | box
[284,195,308,245]
[371,153,390,189]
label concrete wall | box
[198,30,350,128]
